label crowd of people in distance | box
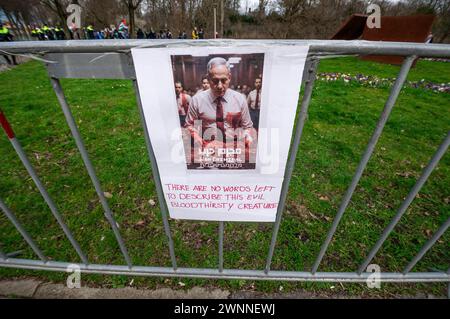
[30,20,131,40]
[25,20,207,41]
[138,27,206,39]
[177,81,257,101]
[1,18,213,68]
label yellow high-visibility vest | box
[0,27,9,34]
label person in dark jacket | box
[137,28,144,39]
[198,28,204,39]
[146,28,156,39]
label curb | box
[0,279,230,299]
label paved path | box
[0,279,445,299]
[0,279,230,299]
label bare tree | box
[120,0,144,38]
[0,0,46,38]
[409,0,450,42]
[257,0,268,22]
[40,0,71,35]
[83,0,123,28]
[2,0,447,42]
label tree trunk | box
[220,0,224,37]
[15,12,29,39]
[54,0,71,39]
[180,0,186,30]
[41,0,71,39]
[128,3,135,38]
[19,12,32,39]
[258,0,265,22]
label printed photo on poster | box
[132,46,309,221]
[171,53,264,170]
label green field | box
[0,57,449,297]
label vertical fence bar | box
[448,268,450,299]
[49,78,132,268]
[0,249,6,259]
[132,79,178,270]
[1,109,88,264]
[264,59,320,273]
[219,221,224,272]
[403,217,450,274]
[358,131,450,274]
[0,198,47,262]
[311,55,416,274]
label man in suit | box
[185,57,256,169]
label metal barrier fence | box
[0,40,449,290]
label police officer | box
[54,25,65,40]
[0,22,12,41]
[31,26,39,39]
[0,22,17,65]
[38,27,45,40]
[86,24,94,39]
[42,23,55,40]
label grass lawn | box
[0,56,449,297]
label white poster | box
[132,45,309,222]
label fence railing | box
[0,40,449,291]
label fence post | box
[0,41,448,287]
[0,198,47,262]
[265,58,320,273]
[49,78,132,268]
[0,109,88,264]
[311,55,416,274]
[403,217,450,274]
[358,131,450,274]
[132,79,178,270]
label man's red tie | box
[255,90,260,109]
[216,97,225,141]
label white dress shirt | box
[185,88,253,139]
